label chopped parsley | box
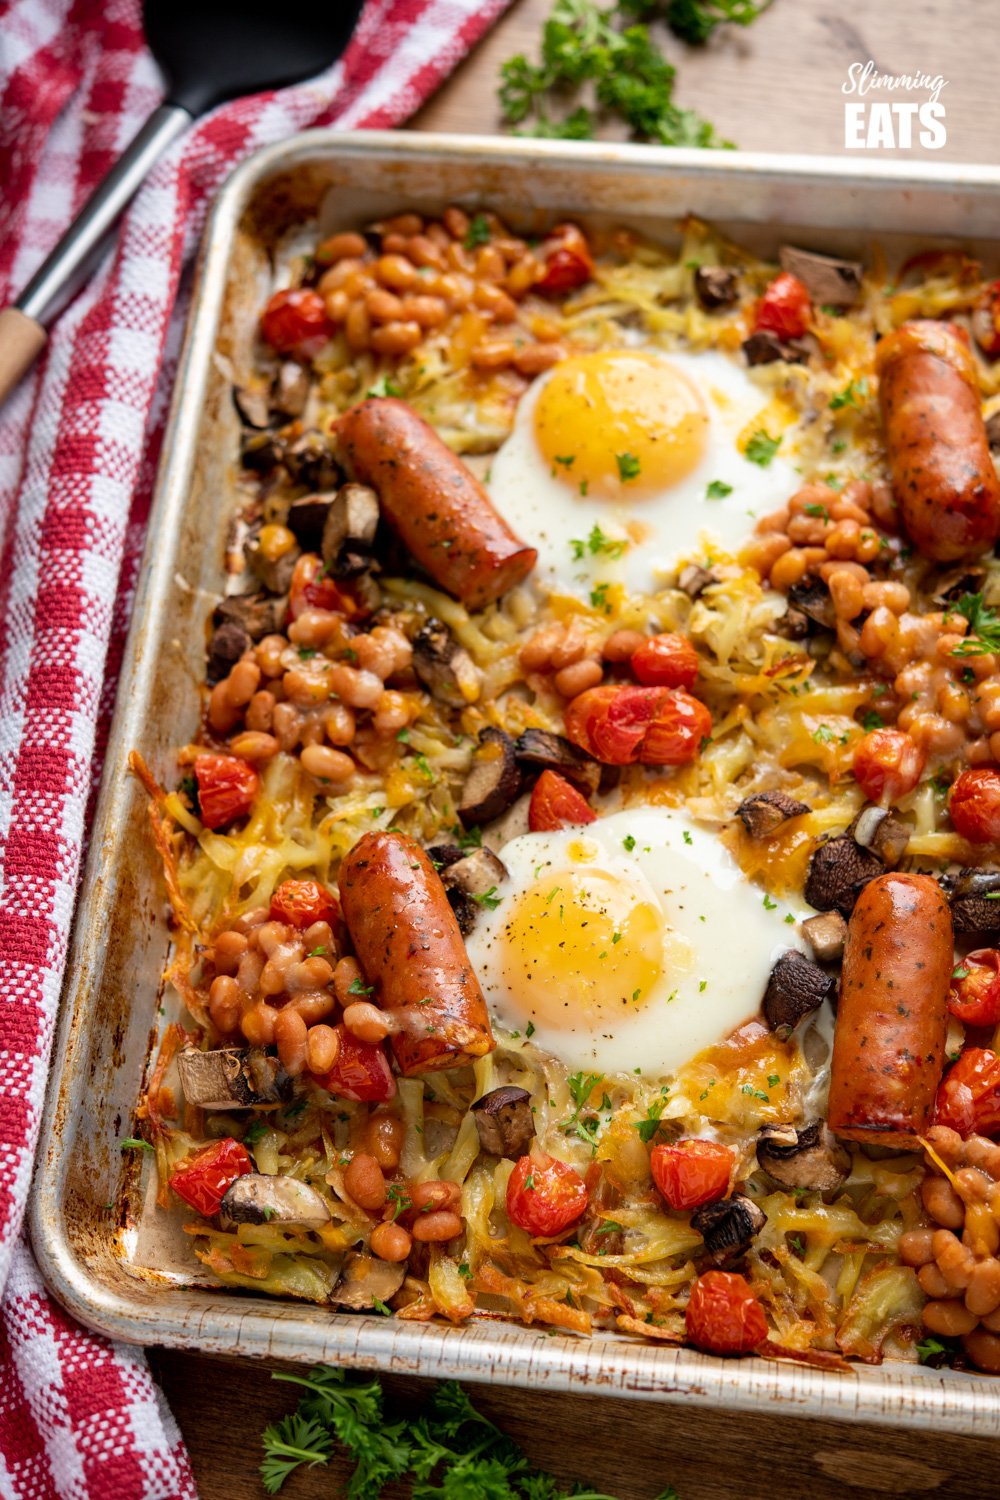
[804,502,829,520]
[348,976,375,996]
[590,582,611,612]
[744,429,781,467]
[470,886,503,911]
[307,945,328,957]
[634,1095,668,1143]
[762,894,778,911]
[119,1137,153,1153]
[570,523,627,561]
[949,592,1000,657]
[916,1336,949,1367]
[828,376,869,410]
[458,1262,473,1280]
[386,1184,412,1221]
[616,451,641,482]
[463,213,492,249]
[525,1021,535,1037]
[244,1119,270,1144]
[365,373,402,398]
[623,834,636,852]
[705,479,732,500]
[861,710,884,731]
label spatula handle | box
[0,103,191,406]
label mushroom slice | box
[757,1121,850,1192]
[321,483,380,577]
[513,728,601,796]
[804,835,882,916]
[272,360,310,418]
[412,620,483,707]
[459,727,522,827]
[214,591,286,642]
[848,804,910,868]
[694,265,739,310]
[232,384,273,430]
[940,868,1000,935]
[333,1252,406,1310]
[742,331,808,367]
[287,492,335,550]
[763,951,836,1038]
[241,432,285,474]
[787,577,837,632]
[471,1085,535,1159]
[778,245,863,309]
[691,1195,767,1267]
[441,847,508,898]
[176,1047,291,1110]
[736,789,810,839]
[801,910,848,964]
[285,430,341,491]
[219,1173,331,1229]
[677,563,718,600]
[206,621,251,686]
[245,532,301,595]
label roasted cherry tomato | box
[630,632,699,690]
[564,684,666,764]
[534,223,594,295]
[639,690,712,766]
[313,1025,396,1103]
[972,281,1000,359]
[270,878,340,930]
[260,288,333,358]
[194,754,259,830]
[528,769,596,832]
[650,1140,733,1211]
[948,950,1000,1028]
[168,1138,253,1218]
[287,553,361,623]
[852,728,925,806]
[506,1152,589,1237]
[685,1270,768,1355]
[950,767,1000,844]
[753,272,811,342]
[934,1048,1000,1138]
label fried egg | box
[465,806,806,1079]
[487,347,801,597]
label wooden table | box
[156,2,998,1493]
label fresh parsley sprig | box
[949,593,1000,657]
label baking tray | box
[30,131,1000,1433]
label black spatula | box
[0,0,365,404]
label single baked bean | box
[923,1175,965,1228]
[769,548,808,592]
[364,1113,406,1170]
[756,507,790,535]
[475,245,506,281]
[327,663,383,709]
[286,955,335,993]
[233,906,269,935]
[370,1220,413,1262]
[354,626,412,678]
[324,703,356,746]
[551,623,599,670]
[860,606,901,661]
[301,743,355,783]
[436,272,475,309]
[410,1180,462,1214]
[923,1299,979,1336]
[255,635,288,678]
[965,1258,1000,1317]
[411,1209,463,1243]
[288,610,345,648]
[345,301,371,352]
[443,206,470,240]
[208,975,240,1033]
[933,1228,976,1289]
[376,255,419,292]
[324,288,349,323]
[287,991,336,1025]
[407,235,447,271]
[371,320,423,356]
[898,1229,936,1267]
[787,514,830,546]
[306,1023,339,1075]
[213,928,248,974]
[514,343,566,376]
[373,690,410,736]
[227,659,261,706]
[342,1000,392,1044]
[208,681,242,735]
[303,919,333,954]
[272,702,302,752]
[965,1138,1000,1179]
[300,718,325,749]
[963,1204,1000,1259]
[400,294,447,329]
[380,234,409,256]
[446,241,474,274]
[235,949,265,997]
[918,1262,952,1298]
[982,1305,1000,1333]
[382,213,424,238]
[334,956,364,1007]
[474,283,517,322]
[520,626,561,671]
[870,480,897,528]
[245,690,276,733]
[229,731,279,762]
[743,534,791,578]
[426,222,451,250]
[283,665,330,707]
[963,1327,1000,1372]
[925,1125,965,1164]
[554,659,603,697]
[255,920,289,957]
[344,1153,387,1212]
[505,258,539,297]
[241,1001,278,1046]
[320,257,366,293]
[603,629,645,663]
[366,287,404,323]
[828,567,865,621]
[318,231,367,264]
[863,580,910,615]
[274,1007,308,1076]
[471,340,516,370]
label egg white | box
[465,806,807,1080]
[487,347,800,599]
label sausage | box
[338,830,495,1075]
[336,398,537,609]
[875,320,1000,561]
[828,872,952,1148]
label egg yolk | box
[498,869,668,1031]
[533,351,709,499]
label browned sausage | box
[828,872,952,1148]
[336,398,537,609]
[338,830,495,1075]
[875,320,1000,561]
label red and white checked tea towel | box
[0,2,511,1494]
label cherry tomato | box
[168,1138,253,1218]
[934,1048,1000,1138]
[950,767,1000,844]
[972,281,1000,359]
[534,223,594,295]
[754,272,812,342]
[528,770,597,832]
[270,878,340,930]
[852,728,925,806]
[685,1270,768,1355]
[564,685,669,764]
[650,1140,733,1211]
[630,633,699,690]
[639,691,713,766]
[313,1025,396,1103]
[287,553,361,623]
[506,1152,589,1237]
[948,950,1000,1028]
[194,754,259,830]
[260,288,333,358]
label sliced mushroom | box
[441,846,508,898]
[742,331,808,366]
[787,576,836,631]
[513,728,601,797]
[756,1121,850,1192]
[778,603,810,641]
[177,1047,291,1111]
[285,430,341,491]
[763,950,836,1038]
[426,844,467,872]
[333,1252,406,1309]
[736,789,810,839]
[233,384,274,430]
[241,432,285,474]
[471,1085,535,1158]
[412,620,483,707]
[801,910,848,964]
[219,1173,331,1229]
[481,792,532,854]
[932,566,987,607]
[804,835,882,916]
[459,727,522,827]
[206,621,251,686]
[691,1195,767,1267]
[287,492,335,550]
[778,246,863,309]
[245,532,301,595]
[321,483,380,577]
[694,265,739,310]
[272,360,310,419]
[214,591,287,642]
[940,868,1000,935]
[677,563,718,600]
[848,804,910,868]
